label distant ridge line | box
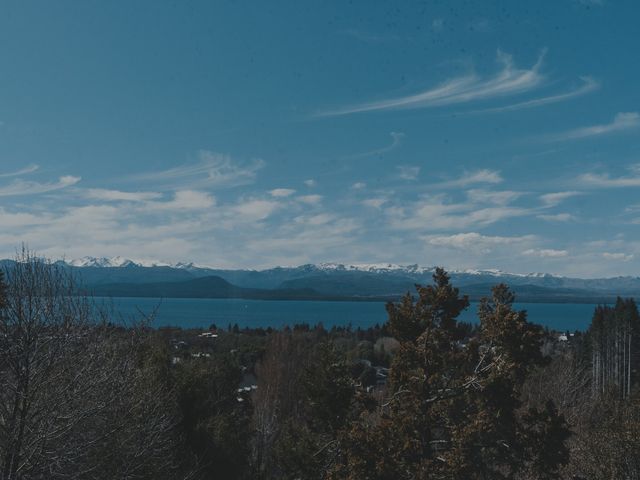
[41,256,561,279]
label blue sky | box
[1,0,639,276]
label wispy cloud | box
[426,232,534,250]
[343,132,405,159]
[317,50,546,116]
[0,164,39,178]
[269,188,296,198]
[388,195,531,231]
[523,248,568,258]
[578,164,640,188]
[466,189,522,205]
[546,112,640,142]
[232,198,280,221]
[297,194,323,205]
[242,215,361,268]
[144,190,216,211]
[468,76,599,114]
[0,208,52,227]
[84,189,162,202]
[537,213,575,222]
[602,252,633,261]
[540,191,581,206]
[397,165,420,181]
[293,213,335,226]
[132,151,264,188]
[436,169,503,189]
[0,175,80,197]
[362,197,387,209]
[536,190,583,223]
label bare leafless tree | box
[251,331,313,475]
[0,249,180,480]
[521,352,592,427]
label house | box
[198,332,218,339]
[191,352,211,358]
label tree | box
[302,342,353,434]
[0,271,6,309]
[588,299,639,398]
[330,269,570,480]
[569,392,640,478]
[519,400,571,480]
[0,250,179,480]
[252,331,314,477]
[174,354,253,479]
[268,340,354,480]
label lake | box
[98,297,601,332]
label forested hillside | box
[4,258,640,303]
[1,253,639,479]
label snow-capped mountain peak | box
[65,256,164,268]
[20,257,640,295]
[61,258,559,280]
[311,263,553,278]
[312,262,436,274]
[63,256,209,270]
[66,256,133,268]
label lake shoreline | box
[95,297,601,332]
[89,294,625,305]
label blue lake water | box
[98,297,600,332]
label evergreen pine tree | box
[330,269,570,480]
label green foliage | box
[0,271,6,310]
[520,400,571,479]
[174,355,253,479]
[272,421,326,480]
[358,365,377,388]
[7,258,632,480]
[330,270,570,480]
[269,341,355,479]
[302,342,354,433]
[479,283,546,382]
[387,267,469,343]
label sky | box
[0,0,639,277]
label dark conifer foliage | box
[329,270,570,480]
[5,258,640,479]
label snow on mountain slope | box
[60,258,559,281]
[311,263,551,278]
[313,262,434,274]
[3,256,639,294]
[66,256,139,268]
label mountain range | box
[2,256,639,303]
